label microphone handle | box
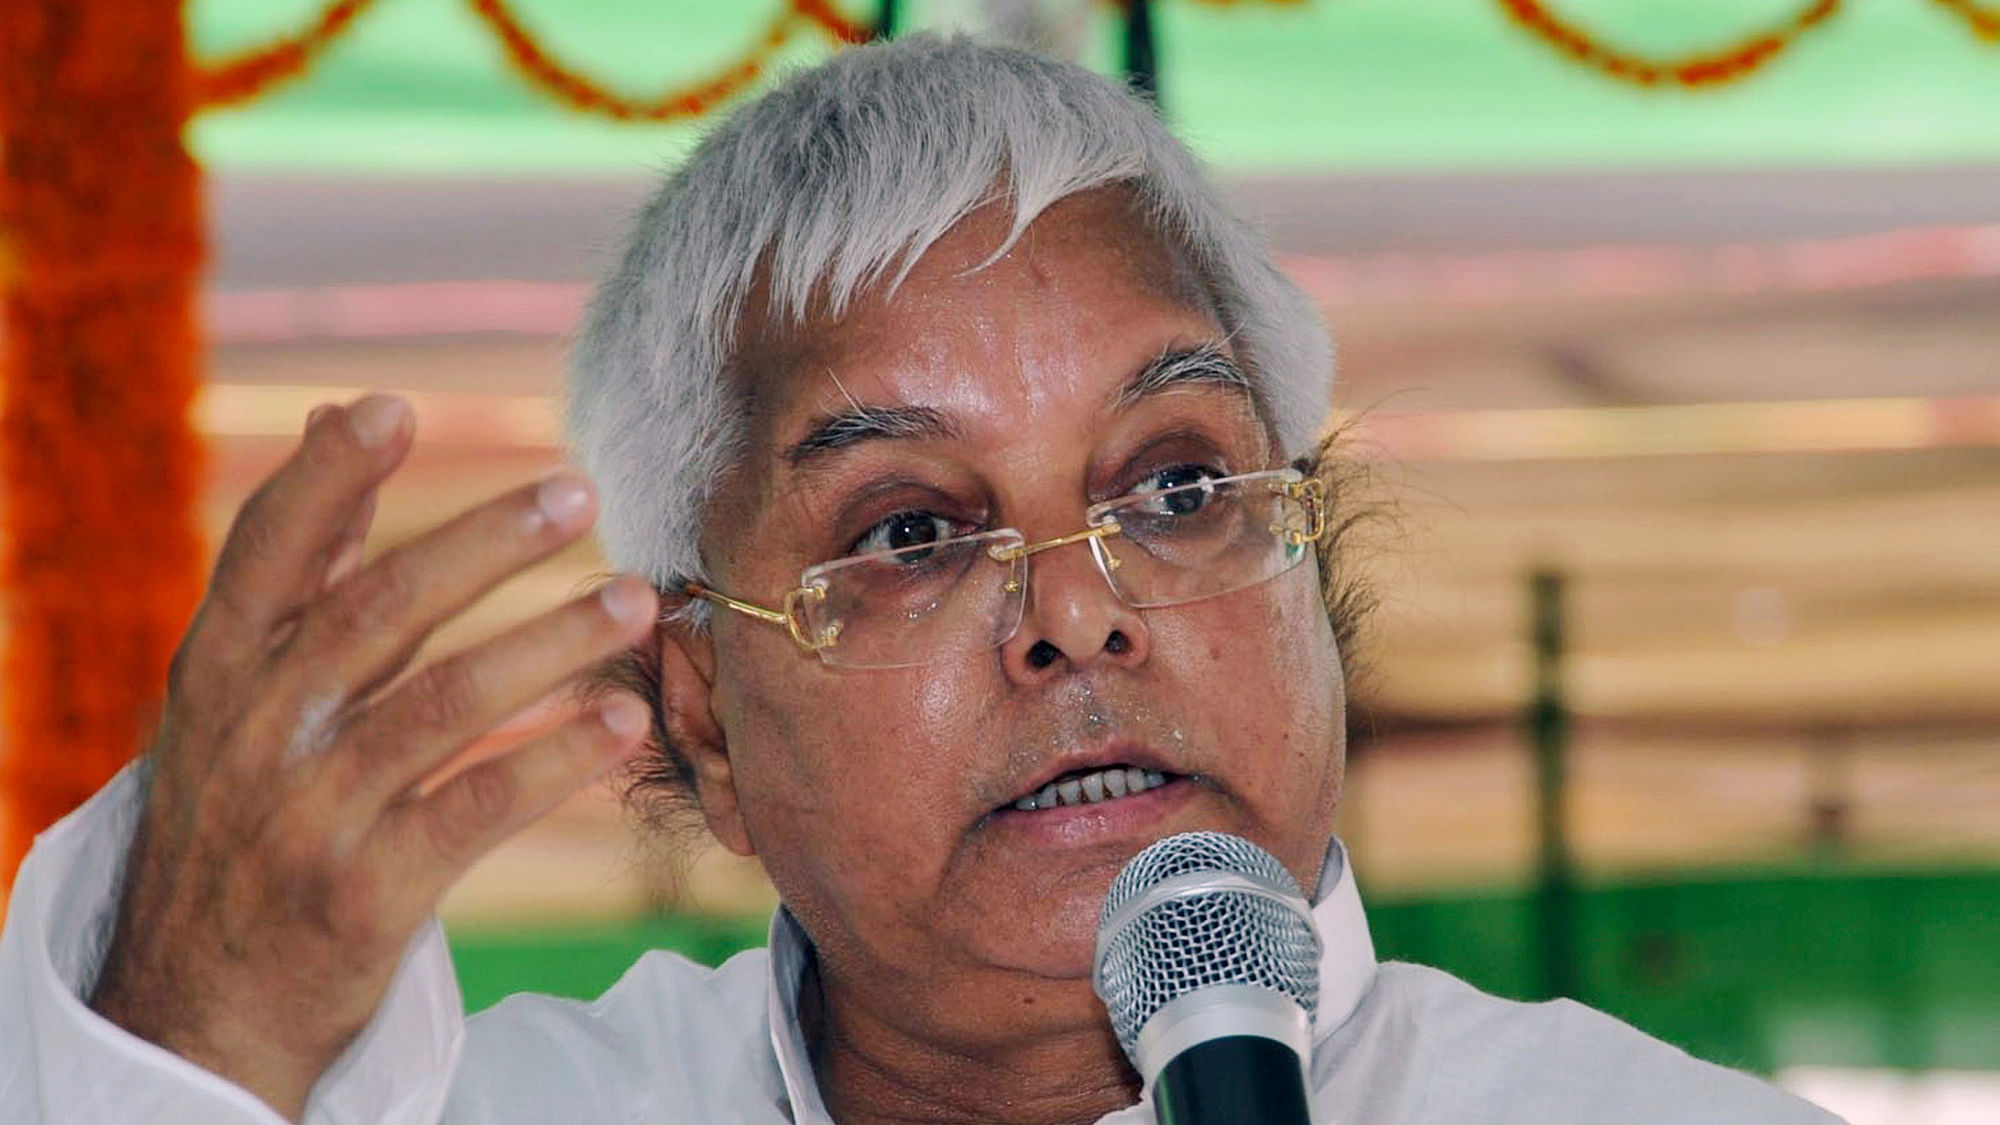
[1153,1034,1312,1125]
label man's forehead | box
[735,187,1224,446]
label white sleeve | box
[0,763,467,1125]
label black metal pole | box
[1529,569,1579,1002]
[1123,0,1160,106]
[1806,726,1852,862]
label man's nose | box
[999,531,1151,679]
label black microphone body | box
[1154,1034,1314,1125]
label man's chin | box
[942,819,1189,982]
[963,890,1107,982]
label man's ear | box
[657,612,756,858]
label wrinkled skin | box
[658,188,1347,1125]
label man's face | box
[668,187,1344,1036]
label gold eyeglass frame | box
[680,468,1327,659]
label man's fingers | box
[279,471,600,706]
[340,576,659,804]
[380,692,650,907]
[322,488,379,592]
[204,396,413,643]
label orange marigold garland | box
[1494,0,1844,87]
[1929,0,2000,40]
[195,0,384,109]
[189,0,874,118]
[792,0,875,45]
[0,0,208,898]
[468,0,869,122]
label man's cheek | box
[907,658,992,744]
[1195,590,1298,667]
[725,673,876,835]
[793,666,990,817]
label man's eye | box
[1129,464,1225,516]
[853,510,958,560]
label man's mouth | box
[1010,766,1173,812]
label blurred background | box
[4,1,1997,1121]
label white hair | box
[566,34,1334,610]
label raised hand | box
[87,395,657,1120]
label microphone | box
[1093,832,1321,1125]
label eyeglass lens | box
[1093,473,1310,609]
[799,530,1028,670]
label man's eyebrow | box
[783,402,960,467]
[1114,342,1253,410]
[782,345,1244,466]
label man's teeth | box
[1013,767,1169,811]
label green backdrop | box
[450,867,2000,1074]
[188,0,2000,174]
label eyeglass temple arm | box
[680,581,830,653]
[1279,476,1328,543]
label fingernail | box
[535,473,593,529]
[599,579,655,626]
[600,696,648,741]
[348,395,408,449]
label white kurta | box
[2,765,1841,1124]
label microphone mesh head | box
[1093,832,1321,1060]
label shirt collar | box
[764,836,1376,1123]
[764,906,830,1122]
[1308,836,1379,1040]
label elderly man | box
[1,35,1834,1125]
